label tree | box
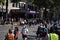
[11,0,21,3]
[32,0,60,19]
[0,0,5,4]
[27,0,34,3]
[32,0,48,19]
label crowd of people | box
[4,25,29,40]
[4,19,60,40]
[36,23,59,40]
[5,26,19,40]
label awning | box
[27,10,39,14]
[10,9,26,13]
[10,7,20,9]
[29,11,36,14]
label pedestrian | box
[5,29,14,40]
[48,27,59,40]
[38,23,47,40]
[21,25,28,40]
[10,26,15,34]
[36,26,41,38]
[14,27,19,40]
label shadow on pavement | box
[33,31,37,33]
[27,35,37,40]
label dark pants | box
[14,37,18,40]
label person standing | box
[21,25,28,40]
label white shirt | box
[21,28,28,35]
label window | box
[12,3,14,7]
[17,3,19,8]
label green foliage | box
[52,0,60,11]
[28,0,34,2]
[53,0,60,5]
[33,0,50,8]
[11,0,21,3]
[33,0,60,10]
[0,0,5,4]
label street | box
[0,24,39,40]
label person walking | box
[10,26,15,34]
[40,25,48,40]
[48,27,59,40]
[14,27,19,40]
[36,23,48,40]
[36,26,41,38]
[5,29,14,40]
[21,25,28,40]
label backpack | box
[39,27,47,37]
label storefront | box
[9,9,39,21]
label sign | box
[29,11,36,13]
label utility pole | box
[6,0,8,22]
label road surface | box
[0,24,39,40]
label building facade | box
[0,0,60,22]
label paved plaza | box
[0,24,39,40]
